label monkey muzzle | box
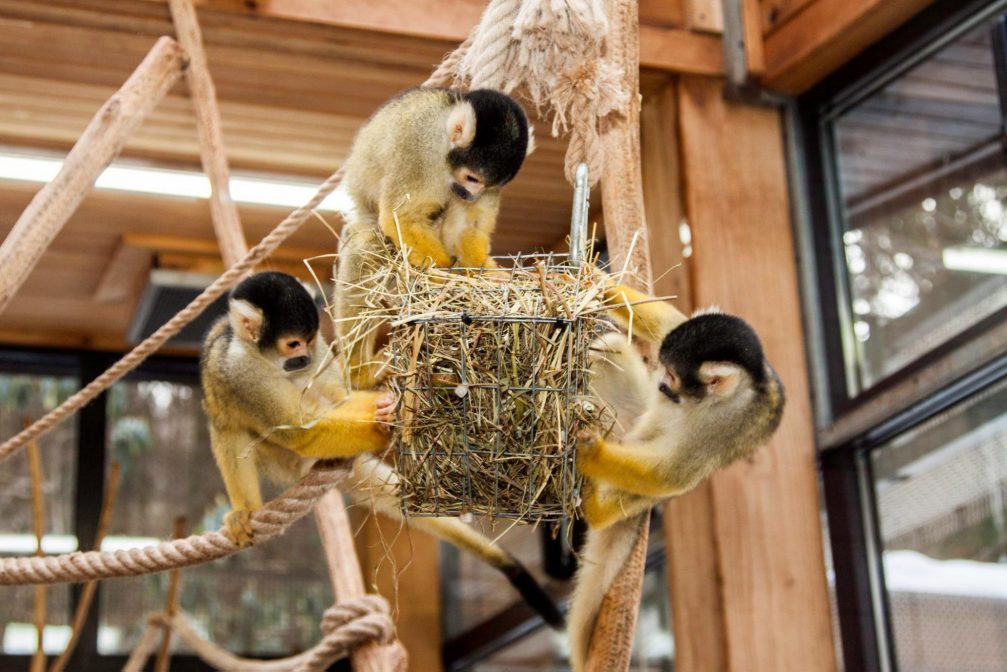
[451,181,477,202]
[283,356,311,372]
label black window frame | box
[796,1,1007,671]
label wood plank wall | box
[658,75,836,671]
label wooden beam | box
[314,491,405,671]
[121,232,324,263]
[355,516,443,672]
[762,0,934,93]
[0,36,187,315]
[676,75,836,670]
[640,78,729,672]
[741,0,767,76]
[199,0,725,74]
[684,0,724,33]
[170,0,248,267]
[94,239,153,303]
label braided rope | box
[0,167,345,465]
[122,595,404,672]
[0,461,348,585]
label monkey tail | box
[347,455,565,629]
[567,513,646,672]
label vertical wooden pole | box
[356,514,442,671]
[639,81,730,670]
[153,516,187,672]
[0,37,187,315]
[315,491,405,671]
[169,0,248,267]
[26,419,47,672]
[674,75,836,671]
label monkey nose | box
[451,182,477,201]
[283,356,311,372]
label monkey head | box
[228,271,320,373]
[656,312,785,440]
[445,89,534,201]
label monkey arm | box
[452,193,500,269]
[603,283,688,344]
[267,391,391,459]
[378,194,452,269]
[578,438,687,498]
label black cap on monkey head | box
[448,89,531,188]
[230,271,319,349]
[658,313,769,397]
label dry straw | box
[336,239,614,522]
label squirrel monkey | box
[200,272,396,546]
[201,273,565,627]
[568,298,786,671]
[336,87,534,386]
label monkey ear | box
[229,299,264,344]
[446,102,476,148]
[526,124,536,156]
[698,362,742,397]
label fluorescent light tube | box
[0,150,349,211]
[942,246,1007,275]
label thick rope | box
[0,461,347,585]
[122,595,405,672]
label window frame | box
[0,348,211,672]
[798,0,1007,428]
[795,2,1007,671]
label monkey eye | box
[465,174,482,184]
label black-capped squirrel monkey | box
[201,272,565,628]
[336,87,534,386]
[568,291,786,671]
[201,271,396,546]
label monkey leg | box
[210,427,264,547]
[272,391,391,459]
[378,199,452,269]
[581,484,654,530]
[456,227,497,268]
[603,283,688,344]
[578,439,686,498]
[335,225,391,389]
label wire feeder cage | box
[387,164,611,522]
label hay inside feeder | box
[346,242,612,522]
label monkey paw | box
[224,509,255,548]
[375,392,398,426]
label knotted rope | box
[122,595,406,672]
[0,461,346,585]
[450,0,628,186]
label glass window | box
[830,19,1007,393]
[98,378,333,657]
[871,377,1007,672]
[0,373,78,654]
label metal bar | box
[569,163,590,265]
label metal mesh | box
[390,252,607,522]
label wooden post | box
[26,419,47,672]
[673,75,837,671]
[315,491,405,671]
[0,37,187,315]
[153,516,187,672]
[49,463,121,672]
[356,514,442,671]
[169,0,249,267]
